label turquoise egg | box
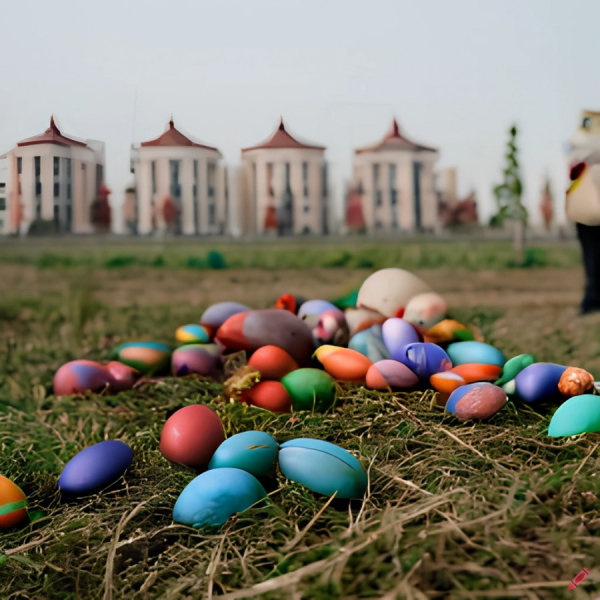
[548,394,600,437]
[208,431,279,477]
[446,341,506,368]
[176,324,211,344]
[173,468,267,528]
[348,325,390,363]
[278,438,367,499]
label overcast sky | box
[1,0,598,232]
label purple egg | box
[58,440,133,496]
[398,342,452,379]
[506,363,567,403]
[200,302,251,330]
[171,344,222,377]
[382,318,420,360]
[366,360,419,389]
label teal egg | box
[548,394,600,437]
[279,438,367,499]
[208,431,279,477]
[173,468,267,528]
[446,341,506,368]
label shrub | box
[27,219,58,236]
[207,250,227,270]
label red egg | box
[159,405,225,470]
[248,346,299,381]
[242,381,292,413]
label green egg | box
[495,354,535,386]
[280,368,337,412]
[548,394,600,437]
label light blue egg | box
[349,325,390,363]
[298,300,337,320]
[548,394,600,437]
[446,341,506,368]
[173,468,267,528]
[208,431,279,477]
[279,438,367,499]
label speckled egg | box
[241,381,292,413]
[247,345,299,381]
[297,299,338,328]
[348,325,390,363]
[0,475,28,529]
[558,367,594,398]
[58,440,134,496]
[279,438,367,499]
[396,342,452,379]
[171,344,222,377]
[111,341,172,375]
[381,318,420,361]
[446,382,507,420]
[313,346,373,382]
[176,324,212,344]
[366,360,419,390]
[173,468,267,528]
[280,368,337,412]
[548,394,600,437]
[503,363,567,403]
[208,431,279,477]
[446,341,506,368]
[313,309,350,348]
[160,405,225,469]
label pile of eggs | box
[3,267,599,531]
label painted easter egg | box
[446,341,506,368]
[357,268,432,318]
[558,367,594,398]
[53,360,112,396]
[160,405,225,469]
[279,438,367,499]
[176,324,211,344]
[450,363,502,383]
[275,294,307,314]
[381,318,420,361]
[503,363,567,403]
[548,394,600,437]
[0,475,28,529]
[105,361,141,392]
[430,371,466,394]
[403,292,447,333]
[58,440,133,496]
[494,354,535,386]
[446,382,507,421]
[313,309,349,347]
[344,307,387,337]
[423,319,480,345]
[280,369,337,412]
[173,468,267,528]
[247,345,299,381]
[215,309,314,366]
[171,344,222,377]
[241,381,292,413]
[349,325,390,363]
[112,341,172,375]
[208,431,279,477]
[313,346,373,382]
[298,299,338,329]
[200,302,251,331]
[397,342,452,379]
[366,360,419,390]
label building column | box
[180,158,195,235]
[41,155,53,220]
[137,159,152,234]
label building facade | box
[0,156,7,233]
[129,119,227,235]
[239,118,329,235]
[1,117,105,234]
[350,119,439,233]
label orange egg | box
[248,346,299,381]
[451,363,502,383]
[314,346,373,382]
[242,381,292,413]
[0,475,28,529]
[430,371,466,394]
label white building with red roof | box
[239,118,329,235]
[351,118,439,233]
[2,116,105,234]
[129,119,226,235]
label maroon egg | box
[454,383,507,421]
[105,361,141,392]
[366,360,419,390]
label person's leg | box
[577,223,600,313]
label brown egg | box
[558,366,594,398]
[248,345,299,381]
[242,381,292,413]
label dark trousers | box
[577,223,600,312]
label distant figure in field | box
[567,110,600,314]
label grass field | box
[2,238,600,599]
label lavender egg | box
[172,344,222,377]
[381,318,420,361]
[366,360,419,390]
[397,342,452,379]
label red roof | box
[242,118,325,153]
[17,116,88,148]
[355,119,436,154]
[141,119,220,153]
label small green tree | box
[492,125,527,260]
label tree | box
[90,185,112,232]
[162,196,177,230]
[492,125,527,261]
[539,178,554,231]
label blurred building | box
[350,119,439,233]
[1,116,105,234]
[239,118,330,235]
[0,156,6,233]
[437,167,479,226]
[129,119,227,235]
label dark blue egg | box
[504,363,567,403]
[397,342,452,379]
[58,440,133,496]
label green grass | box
[1,261,600,599]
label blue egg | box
[298,300,337,320]
[446,341,506,367]
[279,438,367,499]
[504,363,567,403]
[58,440,133,496]
[173,468,267,528]
[349,325,390,363]
[398,342,452,379]
[446,382,487,414]
[208,431,279,477]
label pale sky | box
[1,0,599,232]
